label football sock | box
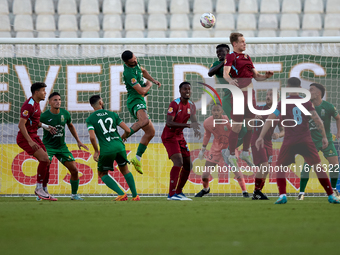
[228,130,239,155]
[242,130,252,151]
[260,178,266,190]
[276,171,287,195]
[43,167,50,188]
[124,172,137,197]
[329,166,339,189]
[36,183,43,189]
[203,187,210,192]
[70,179,79,195]
[254,177,263,190]
[202,178,209,189]
[136,143,147,158]
[315,168,333,196]
[234,171,246,191]
[176,169,191,194]
[279,194,286,198]
[101,175,125,196]
[169,166,181,196]
[37,161,49,183]
[300,178,309,193]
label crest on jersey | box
[61,115,64,122]
[22,110,28,117]
[321,109,325,117]
[224,59,227,64]
[187,108,191,114]
[168,107,173,113]
[244,54,248,59]
[131,78,137,85]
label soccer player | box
[161,82,201,201]
[223,32,273,169]
[40,92,89,201]
[195,103,249,198]
[121,50,161,174]
[255,77,339,204]
[17,82,57,200]
[298,83,340,200]
[87,95,139,201]
[251,89,284,200]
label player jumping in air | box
[223,33,273,170]
[298,83,340,200]
[121,50,161,174]
[17,82,57,200]
[161,82,201,201]
[87,95,139,201]
[39,92,89,201]
[195,103,249,198]
[256,77,339,204]
[251,89,284,200]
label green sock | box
[329,166,339,189]
[136,143,147,158]
[70,179,79,195]
[300,163,311,193]
[101,175,124,195]
[124,172,137,197]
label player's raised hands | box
[77,141,89,151]
[265,71,274,79]
[255,137,264,151]
[93,151,99,162]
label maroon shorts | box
[162,138,190,159]
[251,144,273,166]
[230,89,256,122]
[276,141,320,167]
[17,133,46,155]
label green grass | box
[0,197,339,255]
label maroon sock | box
[276,171,286,195]
[254,178,263,190]
[242,130,252,151]
[260,178,266,190]
[169,166,181,196]
[37,161,49,184]
[316,168,333,196]
[43,166,50,188]
[176,169,191,194]
[228,130,239,155]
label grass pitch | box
[0,197,339,255]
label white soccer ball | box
[200,13,216,29]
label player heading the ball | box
[86,95,139,201]
[121,50,161,175]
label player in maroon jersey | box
[16,82,57,201]
[223,32,274,171]
[255,77,339,204]
[161,81,201,201]
[251,89,284,200]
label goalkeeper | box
[121,50,161,174]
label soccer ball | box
[200,13,216,29]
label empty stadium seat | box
[300,30,320,37]
[80,15,100,31]
[282,0,301,13]
[147,31,166,38]
[237,14,256,30]
[38,31,56,38]
[324,14,340,30]
[125,14,145,31]
[279,30,298,37]
[102,0,122,14]
[323,30,340,36]
[103,31,122,38]
[58,15,78,31]
[192,13,208,30]
[80,0,99,15]
[169,30,188,38]
[302,14,322,30]
[260,0,280,13]
[238,0,258,13]
[237,30,255,37]
[214,14,235,30]
[257,30,277,37]
[216,0,235,14]
[125,30,145,38]
[214,30,232,37]
[148,14,167,31]
[148,0,167,14]
[0,0,9,14]
[0,15,10,31]
[81,31,99,38]
[170,14,190,30]
[58,0,77,15]
[16,31,34,37]
[35,0,54,15]
[304,0,324,14]
[59,31,78,38]
[192,30,210,37]
[13,0,32,14]
[280,14,300,30]
[258,14,278,30]
[170,0,190,14]
[14,15,33,31]
[36,15,56,31]
[125,0,145,14]
[103,15,122,31]
[193,0,213,14]
[326,0,340,13]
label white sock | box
[279,194,286,198]
[203,187,209,192]
[242,190,247,193]
[299,192,305,195]
[136,155,141,161]
[43,187,48,193]
[36,183,43,189]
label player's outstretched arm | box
[88,130,99,162]
[18,118,39,151]
[310,110,328,149]
[208,61,224,77]
[133,80,153,95]
[67,122,89,150]
[252,69,274,81]
[223,65,238,86]
[334,114,340,140]
[39,122,57,134]
[141,67,161,88]
[119,122,132,142]
[198,126,211,160]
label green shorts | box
[98,150,130,172]
[46,146,75,164]
[127,98,148,120]
[315,140,338,158]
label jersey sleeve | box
[20,103,33,120]
[113,112,123,126]
[167,101,178,117]
[330,103,339,118]
[273,101,281,117]
[224,53,235,67]
[86,118,94,131]
[65,110,71,124]
[124,69,140,87]
[305,101,315,112]
[248,55,255,69]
